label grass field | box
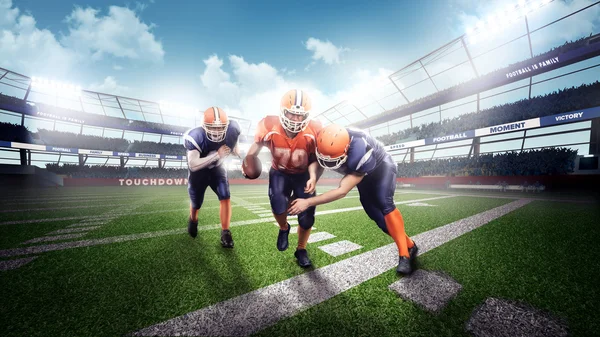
[1,185,598,337]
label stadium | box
[1,1,599,336]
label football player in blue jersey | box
[183,107,241,248]
[288,124,418,274]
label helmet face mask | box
[280,89,312,133]
[202,107,229,142]
[280,108,310,133]
[316,148,348,170]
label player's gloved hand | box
[288,198,310,215]
[304,178,316,194]
[218,145,231,158]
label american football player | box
[184,107,241,248]
[288,124,418,274]
[243,89,323,267]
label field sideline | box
[1,185,598,337]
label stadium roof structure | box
[314,0,600,138]
[0,67,254,138]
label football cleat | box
[409,242,419,261]
[277,223,291,251]
[294,249,312,268]
[396,256,412,275]
[221,229,234,248]
[188,218,198,238]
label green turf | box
[1,186,597,337]
[257,200,600,337]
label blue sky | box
[1,0,599,123]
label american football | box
[1,0,599,336]
[242,155,262,179]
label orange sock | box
[220,199,231,230]
[384,209,410,258]
[274,212,289,231]
[406,236,414,249]
[190,204,199,221]
[297,226,311,250]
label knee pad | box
[297,206,316,229]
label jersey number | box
[273,148,308,168]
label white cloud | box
[305,37,350,65]
[0,6,77,77]
[0,0,18,27]
[0,1,164,78]
[62,6,164,63]
[88,76,129,95]
[113,64,123,71]
[198,54,347,122]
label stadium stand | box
[3,81,597,156]
[378,81,600,145]
[0,122,33,143]
[359,35,599,130]
[45,164,269,180]
[396,148,577,178]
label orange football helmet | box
[202,106,229,142]
[280,89,312,133]
[316,124,350,169]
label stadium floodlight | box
[159,100,197,117]
[31,76,81,97]
[466,0,555,45]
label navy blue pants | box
[188,165,230,209]
[268,168,316,229]
[357,156,397,234]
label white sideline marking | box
[22,233,88,245]
[48,226,101,235]
[69,221,109,227]
[131,199,532,337]
[307,232,336,243]
[406,202,437,207]
[318,240,363,257]
[0,195,454,257]
[0,256,39,271]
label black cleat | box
[396,256,412,275]
[277,223,291,251]
[294,249,312,268]
[221,229,234,248]
[188,218,198,238]
[409,242,419,261]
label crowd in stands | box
[378,81,600,145]
[46,164,188,178]
[45,164,270,179]
[397,148,577,177]
[44,147,577,180]
[0,122,33,143]
[0,126,186,155]
[0,92,32,114]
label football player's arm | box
[305,160,321,194]
[245,142,263,157]
[289,173,364,215]
[187,150,219,172]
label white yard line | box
[131,199,532,336]
[0,195,457,257]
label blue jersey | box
[335,128,389,176]
[183,120,241,169]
